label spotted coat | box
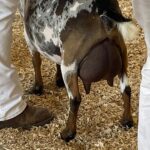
[20,0,135,65]
[19,0,137,142]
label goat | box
[19,0,138,142]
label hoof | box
[56,78,65,88]
[60,129,76,142]
[29,85,44,96]
[121,119,134,129]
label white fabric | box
[132,0,150,149]
[0,0,27,121]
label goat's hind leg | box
[55,64,65,88]
[119,73,133,128]
[60,62,81,142]
[29,51,43,95]
[24,28,44,95]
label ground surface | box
[0,0,146,149]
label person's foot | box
[0,105,54,129]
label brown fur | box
[27,8,133,143]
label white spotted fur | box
[61,61,77,99]
[120,74,129,93]
[70,1,83,12]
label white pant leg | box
[132,0,150,149]
[0,0,27,121]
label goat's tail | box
[106,11,139,41]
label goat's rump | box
[79,38,122,94]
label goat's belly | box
[32,33,62,64]
[24,25,62,64]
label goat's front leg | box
[29,51,43,95]
[119,73,133,128]
[60,62,81,142]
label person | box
[0,0,53,129]
[132,0,150,149]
